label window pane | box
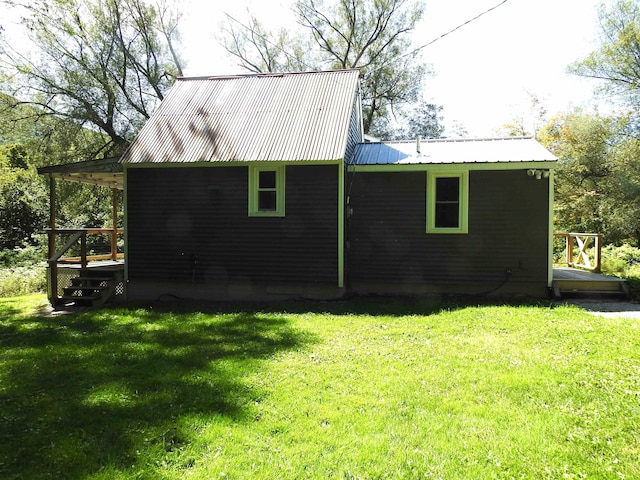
[436,177,459,202]
[435,203,459,228]
[259,170,277,189]
[258,191,277,211]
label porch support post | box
[111,188,118,261]
[48,175,56,258]
[48,175,58,305]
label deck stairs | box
[58,267,124,308]
[552,267,630,299]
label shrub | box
[0,263,47,297]
[0,235,47,268]
[601,243,640,277]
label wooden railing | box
[553,232,602,273]
[46,228,124,304]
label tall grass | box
[1,295,639,479]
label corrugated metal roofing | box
[352,137,557,165]
[120,70,361,164]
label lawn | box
[0,294,639,479]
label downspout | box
[123,165,129,300]
[338,162,344,289]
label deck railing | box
[553,232,602,273]
[46,228,124,304]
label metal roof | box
[120,70,361,164]
[352,137,557,166]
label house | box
[39,69,557,305]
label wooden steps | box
[57,268,124,308]
[552,267,630,299]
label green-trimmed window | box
[249,165,285,216]
[427,171,468,234]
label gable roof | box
[352,137,557,166]
[120,70,361,165]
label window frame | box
[426,170,469,234]
[248,165,286,217]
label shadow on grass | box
[146,293,557,317]
[0,305,316,479]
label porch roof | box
[38,157,123,189]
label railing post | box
[594,234,602,273]
[80,232,87,269]
[111,188,118,261]
[567,234,574,267]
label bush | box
[0,264,47,297]
[601,243,640,277]
[0,235,47,268]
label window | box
[427,171,468,234]
[248,165,285,216]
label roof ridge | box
[177,69,361,82]
[377,136,534,145]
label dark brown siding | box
[346,170,550,296]
[126,164,338,294]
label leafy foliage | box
[370,101,445,140]
[539,109,640,245]
[570,0,640,109]
[0,264,46,296]
[0,0,183,155]
[0,94,121,259]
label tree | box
[220,15,313,73]
[538,109,640,244]
[569,0,640,111]
[220,0,427,135]
[0,147,47,251]
[0,93,123,256]
[369,100,445,140]
[405,102,445,139]
[495,93,549,138]
[0,0,184,156]
[538,111,614,236]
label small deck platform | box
[552,267,630,299]
[57,260,124,270]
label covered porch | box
[38,157,125,308]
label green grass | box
[1,295,639,479]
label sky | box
[179,0,606,137]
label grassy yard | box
[0,295,639,479]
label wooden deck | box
[552,267,630,299]
[57,260,125,270]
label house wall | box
[346,169,551,297]
[126,164,340,300]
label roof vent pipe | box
[416,137,421,155]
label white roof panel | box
[352,137,557,165]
